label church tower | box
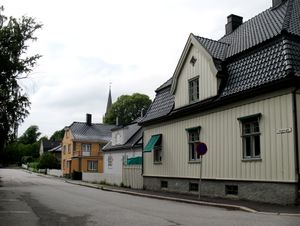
[105,85,112,117]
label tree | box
[103,93,151,125]
[18,125,41,144]
[0,6,42,157]
[38,152,60,169]
[50,129,65,141]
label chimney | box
[272,0,285,8]
[225,14,243,35]
[86,113,92,126]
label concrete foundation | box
[143,176,298,205]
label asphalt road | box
[0,169,299,226]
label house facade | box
[140,0,300,204]
[61,114,114,177]
[101,119,143,185]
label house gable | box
[171,34,219,109]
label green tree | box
[18,125,41,144]
[50,129,64,141]
[0,6,42,158]
[103,93,151,125]
[39,152,60,169]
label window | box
[88,160,98,171]
[68,144,71,154]
[82,144,91,156]
[108,155,113,168]
[144,134,162,163]
[225,185,238,195]
[187,127,200,161]
[154,145,162,163]
[238,114,261,160]
[63,145,66,155]
[73,142,76,155]
[189,77,199,103]
[189,183,198,192]
[161,181,168,189]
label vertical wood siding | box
[297,93,300,174]
[174,45,218,109]
[144,93,296,182]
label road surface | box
[0,169,299,226]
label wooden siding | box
[144,93,296,182]
[174,45,218,109]
[297,93,300,174]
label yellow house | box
[62,114,114,177]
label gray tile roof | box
[195,36,229,60]
[69,122,114,143]
[141,82,174,123]
[140,0,300,124]
[103,123,144,151]
[219,0,300,58]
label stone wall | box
[143,176,298,205]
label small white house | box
[99,119,143,185]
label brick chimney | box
[86,113,92,126]
[272,0,285,8]
[225,14,243,35]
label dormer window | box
[189,77,199,103]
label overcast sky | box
[2,0,271,138]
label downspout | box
[142,131,144,176]
[292,88,299,190]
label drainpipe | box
[292,88,299,189]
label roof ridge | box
[196,35,229,46]
[281,0,294,32]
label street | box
[0,169,299,226]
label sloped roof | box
[103,123,144,151]
[141,81,174,123]
[195,36,229,60]
[69,122,114,143]
[219,0,300,58]
[140,0,300,125]
[42,140,61,151]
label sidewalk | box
[60,177,300,216]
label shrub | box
[39,153,60,169]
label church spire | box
[105,84,112,117]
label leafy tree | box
[103,93,151,125]
[50,129,64,141]
[18,125,41,144]
[0,6,42,159]
[39,152,60,169]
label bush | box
[28,162,39,171]
[21,156,34,164]
[39,153,60,169]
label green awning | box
[144,134,161,152]
[127,156,142,165]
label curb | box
[64,180,257,213]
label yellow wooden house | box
[62,114,114,177]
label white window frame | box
[87,160,98,171]
[82,144,91,156]
[238,114,262,160]
[188,77,199,103]
[187,127,201,162]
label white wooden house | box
[140,0,300,204]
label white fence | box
[82,173,122,185]
[122,165,143,189]
[47,169,62,177]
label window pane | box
[244,137,251,157]
[254,136,260,156]
[243,123,251,134]
[253,121,260,133]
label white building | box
[140,0,300,205]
